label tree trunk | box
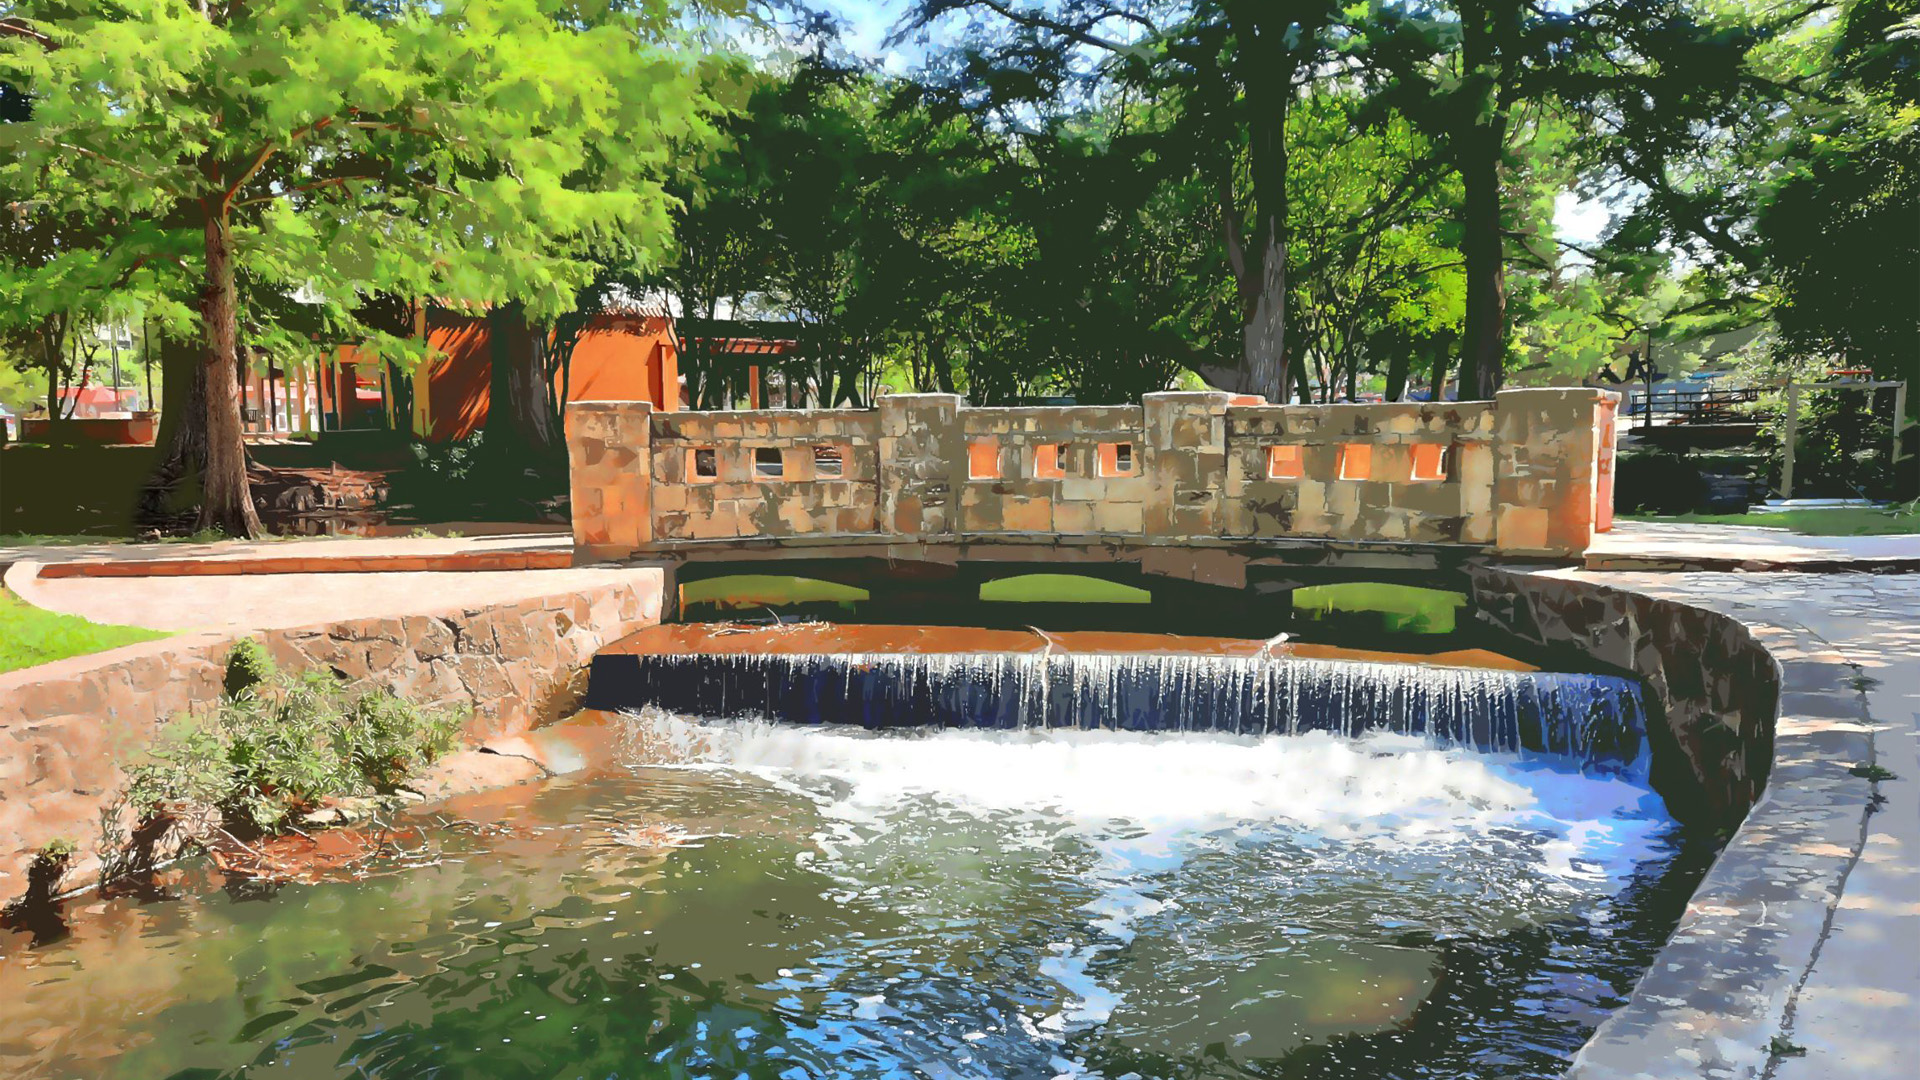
[1385,346,1412,401]
[1241,226,1289,401]
[1236,28,1295,403]
[485,301,559,460]
[42,341,60,425]
[143,333,208,529]
[154,336,205,464]
[1457,126,1506,400]
[198,210,262,537]
[1456,3,1510,401]
[36,314,70,426]
[1429,336,1452,402]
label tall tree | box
[1,0,730,535]
[1351,0,1538,399]
[1756,0,1918,401]
[906,0,1340,402]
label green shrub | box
[342,687,461,792]
[222,638,277,699]
[127,670,462,833]
[1759,386,1901,499]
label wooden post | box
[1781,382,1800,499]
[319,350,333,432]
[1893,382,1908,466]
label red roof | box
[684,337,800,357]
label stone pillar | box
[566,400,653,563]
[1491,387,1620,557]
[1143,391,1232,540]
[878,393,965,541]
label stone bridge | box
[564,389,1620,597]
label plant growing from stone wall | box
[222,637,276,700]
[123,644,462,843]
[0,837,79,940]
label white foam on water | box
[626,711,1662,842]
[619,708,1673,1040]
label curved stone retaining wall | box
[1468,566,1781,831]
[1469,567,1883,1080]
[0,568,663,906]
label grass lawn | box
[0,530,217,548]
[0,587,170,673]
[1293,583,1466,634]
[679,574,870,611]
[1619,503,1919,536]
[978,574,1152,604]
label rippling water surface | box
[0,714,1711,1080]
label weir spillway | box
[586,649,1650,775]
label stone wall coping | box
[958,404,1147,414]
[654,406,874,422]
[567,399,655,412]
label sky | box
[820,0,917,68]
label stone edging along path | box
[0,560,665,905]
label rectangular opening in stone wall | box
[1098,441,1135,477]
[968,439,1001,480]
[1338,443,1373,481]
[1034,443,1067,480]
[813,444,844,478]
[689,447,718,483]
[1409,442,1448,482]
[1267,444,1304,480]
[754,447,784,479]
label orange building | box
[313,303,684,441]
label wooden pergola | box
[1779,376,1910,499]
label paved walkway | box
[0,531,569,570]
[1571,571,1920,1080]
[1588,520,1920,570]
[9,566,658,632]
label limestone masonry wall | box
[568,388,1620,559]
[1469,567,1779,830]
[0,571,663,907]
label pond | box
[0,710,1709,1080]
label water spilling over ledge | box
[587,649,1649,775]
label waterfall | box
[586,651,1649,775]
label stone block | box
[1092,499,1143,534]
[653,483,687,513]
[1287,510,1331,537]
[1292,479,1327,517]
[1496,504,1552,553]
[1002,496,1054,533]
[689,504,739,540]
[777,495,819,534]
[1053,501,1095,534]
[1060,478,1107,503]
[782,445,815,483]
[1327,481,1361,521]
[1373,445,1414,484]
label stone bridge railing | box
[566,388,1619,562]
